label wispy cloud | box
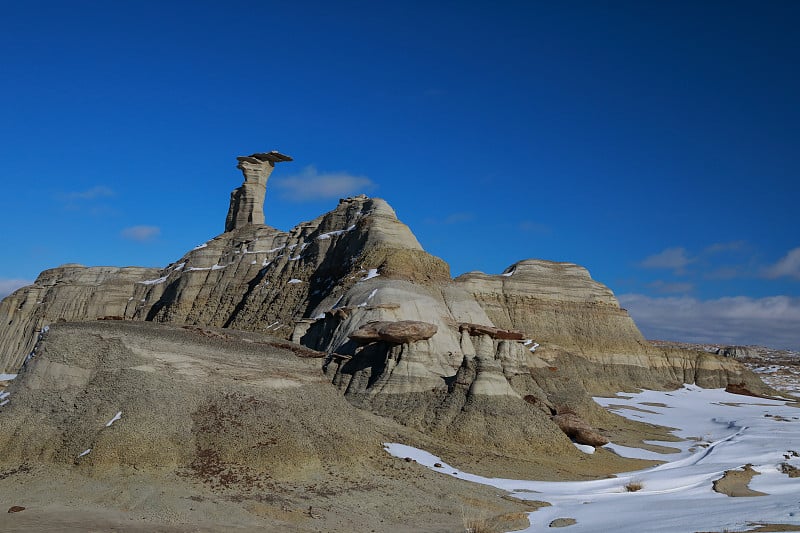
[0,278,32,299]
[56,186,117,214]
[121,225,161,242]
[648,280,694,294]
[639,247,692,274]
[619,293,800,350]
[63,186,115,201]
[273,166,376,202]
[704,241,747,254]
[762,247,800,280]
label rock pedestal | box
[225,151,292,232]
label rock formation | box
[224,151,292,232]
[0,151,774,461]
[716,345,759,359]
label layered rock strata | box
[0,153,774,459]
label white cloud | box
[0,278,32,299]
[121,225,161,242]
[619,293,800,350]
[762,247,800,280]
[64,186,115,200]
[273,166,376,201]
[639,247,692,272]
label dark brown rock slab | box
[348,320,437,345]
[551,411,609,447]
[459,322,525,340]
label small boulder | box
[7,506,25,513]
[552,411,609,447]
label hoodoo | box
[224,150,292,231]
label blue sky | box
[1,1,798,349]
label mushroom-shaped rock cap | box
[349,320,438,345]
[236,151,293,166]
[459,322,525,340]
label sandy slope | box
[0,321,655,532]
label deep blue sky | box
[1,1,798,349]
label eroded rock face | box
[455,260,647,355]
[717,346,759,359]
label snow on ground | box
[359,268,380,281]
[137,275,169,285]
[0,374,17,381]
[317,225,355,240]
[105,411,122,427]
[385,384,800,532]
[357,288,379,308]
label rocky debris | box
[225,151,292,232]
[779,463,800,478]
[551,408,609,447]
[348,320,437,345]
[459,322,525,340]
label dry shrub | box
[625,481,643,492]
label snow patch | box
[360,268,380,281]
[573,443,595,454]
[105,411,122,427]
[385,385,800,533]
[288,279,303,284]
[0,374,17,381]
[77,449,91,458]
[187,264,227,271]
[137,275,169,285]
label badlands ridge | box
[0,151,776,531]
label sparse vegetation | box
[462,506,493,533]
[625,481,643,492]
[463,520,493,533]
